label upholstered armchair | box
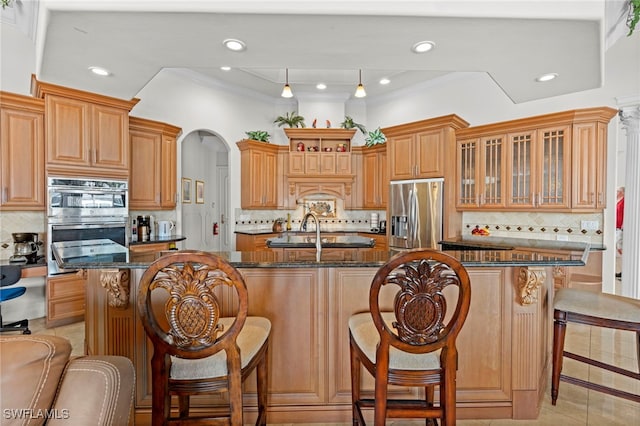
[0,335,135,426]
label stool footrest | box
[560,374,640,403]
[564,350,640,381]
[356,399,442,418]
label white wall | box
[130,69,277,237]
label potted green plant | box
[340,116,367,135]
[628,0,640,35]
[245,130,271,143]
[274,111,306,128]
[365,127,387,147]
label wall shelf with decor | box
[284,128,356,176]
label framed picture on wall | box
[196,180,204,204]
[182,178,192,203]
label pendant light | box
[354,69,366,98]
[281,68,293,98]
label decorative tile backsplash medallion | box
[462,211,605,243]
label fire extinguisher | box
[213,222,219,235]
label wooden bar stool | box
[551,288,640,405]
[349,249,471,425]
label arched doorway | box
[180,130,230,251]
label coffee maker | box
[10,232,40,264]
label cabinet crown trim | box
[31,75,139,111]
[283,128,356,140]
[130,116,182,137]
[0,91,45,111]
[236,139,288,152]
[456,107,618,138]
[382,114,469,136]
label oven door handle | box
[51,222,126,230]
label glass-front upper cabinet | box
[538,126,571,208]
[506,126,571,209]
[456,135,505,209]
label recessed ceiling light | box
[316,83,327,90]
[88,66,110,76]
[220,66,231,71]
[223,38,246,52]
[411,41,435,53]
[379,78,390,85]
[536,73,558,82]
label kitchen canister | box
[370,213,379,231]
[157,220,175,237]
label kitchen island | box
[68,241,588,424]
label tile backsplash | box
[0,211,47,260]
[462,211,604,243]
[235,197,385,232]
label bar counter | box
[61,239,589,270]
[78,240,589,424]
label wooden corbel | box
[100,269,130,309]
[517,267,546,305]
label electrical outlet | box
[581,220,599,230]
[556,235,569,241]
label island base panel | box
[86,265,551,422]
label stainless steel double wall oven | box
[47,177,129,275]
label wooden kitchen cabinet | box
[384,115,468,181]
[456,107,617,212]
[31,77,139,178]
[359,232,388,251]
[237,139,280,209]
[235,233,279,251]
[129,116,181,210]
[456,134,507,209]
[46,270,87,328]
[283,129,357,202]
[129,242,174,263]
[237,139,287,209]
[388,129,444,180]
[284,128,356,176]
[359,144,388,209]
[0,92,45,210]
[570,109,617,210]
[509,126,571,210]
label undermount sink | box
[266,235,374,249]
[303,236,336,244]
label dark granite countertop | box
[128,235,187,246]
[266,235,375,249]
[0,258,47,269]
[235,228,386,236]
[440,236,604,251]
[56,242,587,270]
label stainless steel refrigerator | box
[389,178,444,250]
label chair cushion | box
[0,335,72,426]
[170,316,271,380]
[49,356,135,426]
[0,287,26,302]
[554,288,640,323]
[0,265,21,287]
[349,312,440,371]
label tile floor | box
[26,292,640,426]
